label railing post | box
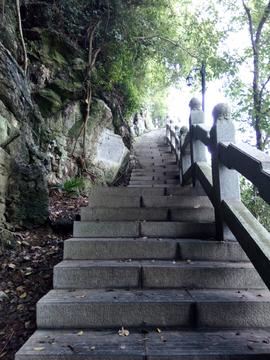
[189,98,206,187]
[179,125,190,185]
[210,103,240,240]
[174,125,180,162]
[165,114,170,145]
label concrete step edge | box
[15,327,270,359]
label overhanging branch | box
[134,35,199,59]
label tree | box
[23,0,228,158]
[219,0,270,152]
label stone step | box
[73,221,216,239]
[128,184,180,188]
[129,179,180,185]
[53,260,265,290]
[136,163,178,170]
[93,186,165,196]
[88,195,141,208]
[63,238,248,262]
[81,206,214,222]
[142,195,212,208]
[190,289,270,328]
[129,175,180,181]
[15,327,270,359]
[36,288,270,329]
[141,260,266,289]
[92,185,206,197]
[53,260,141,289]
[15,329,146,360]
[132,169,179,175]
[36,289,195,329]
[81,207,169,221]
[130,174,179,181]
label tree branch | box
[242,0,256,53]
[134,35,198,59]
[260,75,270,99]
[255,1,270,45]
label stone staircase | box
[16,128,270,359]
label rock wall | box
[0,0,141,229]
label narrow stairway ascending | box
[16,128,270,359]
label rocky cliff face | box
[0,1,153,229]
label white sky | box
[167,79,227,128]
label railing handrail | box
[165,97,270,290]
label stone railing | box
[166,97,270,290]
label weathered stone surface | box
[37,289,195,329]
[73,221,140,238]
[0,229,18,249]
[179,239,248,261]
[141,222,216,239]
[15,329,145,360]
[81,207,169,221]
[94,129,130,183]
[190,289,270,328]
[54,260,141,289]
[88,195,141,208]
[64,238,178,260]
[146,328,270,359]
[0,4,135,227]
[141,260,266,289]
[130,108,154,136]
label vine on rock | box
[15,0,27,75]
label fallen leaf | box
[16,286,24,292]
[194,205,200,209]
[20,292,27,299]
[161,336,167,342]
[0,352,8,357]
[33,347,45,351]
[212,343,218,346]
[157,328,161,333]
[75,295,85,298]
[91,346,96,350]
[257,294,263,297]
[157,238,162,241]
[125,259,132,262]
[8,263,16,269]
[78,331,83,336]
[151,260,155,263]
[247,344,253,350]
[263,339,270,344]
[236,331,241,335]
[142,237,148,239]
[118,327,129,336]
[187,260,191,263]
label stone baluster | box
[179,125,190,185]
[210,103,240,240]
[165,114,170,145]
[170,124,176,154]
[174,125,181,163]
[189,98,207,187]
